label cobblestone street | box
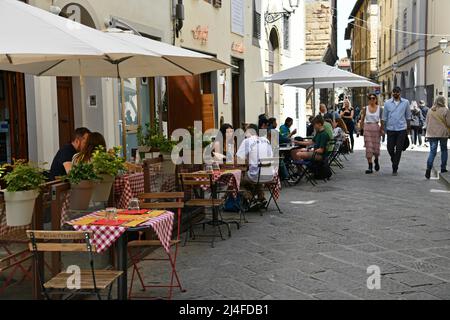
[140,141,450,300]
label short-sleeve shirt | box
[313,130,330,157]
[236,135,275,182]
[49,144,76,180]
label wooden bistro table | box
[66,209,174,300]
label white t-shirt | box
[236,135,275,182]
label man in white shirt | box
[236,124,276,203]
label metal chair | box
[27,230,122,300]
[179,172,228,248]
[127,192,186,300]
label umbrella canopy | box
[257,61,370,86]
[0,0,229,77]
[287,79,380,90]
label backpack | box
[224,194,242,212]
[311,161,333,180]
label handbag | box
[403,134,410,151]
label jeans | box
[427,138,448,171]
[411,126,422,145]
[387,130,407,171]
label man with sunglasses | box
[383,86,412,176]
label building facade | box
[377,0,427,105]
[0,0,307,166]
[426,0,450,106]
[304,0,338,115]
[345,0,378,107]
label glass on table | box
[105,207,117,221]
[205,163,214,173]
[128,198,140,211]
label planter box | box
[69,180,95,210]
[4,189,39,227]
[91,174,115,203]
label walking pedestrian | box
[410,101,424,148]
[383,86,411,176]
[419,100,430,147]
[424,96,450,179]
[360,94,384,174]
[340,99,355,152]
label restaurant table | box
[66,209,174,300]
[114,173,145,209]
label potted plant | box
[66,162,99,210]
[0,160,46,226]
[137,122,177,171]
[91,146,126,203]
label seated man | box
[48,127,90,180]
[279,117,297,144]
[236,124,275,203]
[291,116,330,162]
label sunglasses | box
[369,96,377,100]
[393,91,400,94]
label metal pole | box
[332,83,336,121]
[312,78,316,115]
[121,78,127,159]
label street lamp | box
[439,38,450,54]
[265,0,300,24]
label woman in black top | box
[340,99,355,152]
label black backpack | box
[311,161,333,180]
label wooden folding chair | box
[179,172,228,248]
[0,199,33,295]
[27,230,122,300]
[127,192,186,300]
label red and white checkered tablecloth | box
[269,173,282,200]
[114,173,145,209]
[196,170,241,198]
[68,210,174,254]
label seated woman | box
[291,116,330,162]
[72,132,107,166]
[212,123,236,165]
[333,118,349,144]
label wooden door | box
[5,72,28,160]
[201,94,215,131]
[167,76,202,133]
[56,77,74,147]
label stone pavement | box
[139,138,450,300]
[2,137,450,300]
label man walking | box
[383,87,411,176]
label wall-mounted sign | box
[192,26,209,44]
[231,42,245,54]
[231,0,245,36]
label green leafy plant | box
[92,146,126,177]
[1,160,47,192]
[137,122,176,153]
[66,162,99,185]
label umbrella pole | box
[332,83,336,121]
[312,78,316,116]
[120,78,127,159]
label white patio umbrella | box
[257,61,374,114]
[287,79,380,120]
[0,0,229,156]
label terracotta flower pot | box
[4,189,39,227]
[69,180,95,210]
[91,174,115,203]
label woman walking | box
[425,96,450,179]
[410,101,424,148]
[360,94,384,174]
[340,99,355,152]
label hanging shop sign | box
[192,26,209,44]
[231,42,245,54]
